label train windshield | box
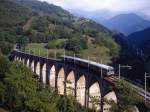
[107,68,115,75]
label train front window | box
[107,68,114,75]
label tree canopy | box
[0,59,93,112]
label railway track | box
[105,76,150,104]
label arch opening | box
[89,82,101,111]
[16,57,19,61]
[42,64,47,84]
[66,71,75,96]
[19,57,22,62]
[57,67,65,95]
[31,61,34,72]
[49,65,56,88]
[26,59,30,67]
[76,75,86,106]
[14,56,17,61]
[36,62,40,80]
[22,58,25,65]
[103,91,117,112]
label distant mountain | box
[127,27,150,55]
[102,13,150,35]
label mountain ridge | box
[102,13,150,35]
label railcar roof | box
[62,56,114,70]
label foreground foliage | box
[0,54,93,112]
[110,80,138,112]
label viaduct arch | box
[11,50,117,112]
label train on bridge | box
[61,56,115,76]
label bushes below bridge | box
[0,54,93,112]
[45,37,88,52]
[109,80,150,112]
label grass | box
[25,43,112,64]
[49,39,67,45]
[81,45,111,64]
[45,39,67,49]
[25,43,66,58]
[25,43,47,57]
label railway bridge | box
[9,50,117,112]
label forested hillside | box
[127,28,150,74]
[0,0,32,54]
[0,0,120,63]
[127,28,150,55]
[113,28,150,87]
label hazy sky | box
[40,0,150,16]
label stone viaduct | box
[10,50,117,112]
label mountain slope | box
[0,0,31,27]
[102,13,150,35]
[0,0,32,46]
[14,0,112,39]
[15,0,72,18]
[0,0,112,41]
[0,0,120,62]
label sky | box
[40,0,150,17]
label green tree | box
[110,80,138,112]
[45,39,66,49]
[0,41,13,55]
[1,61,91,112]
[0,53,10,81]
[0,82,5,104]
[65,37,87,52]
[2,62,59,111]
[16,35,29,49]
[95,33,120,58]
